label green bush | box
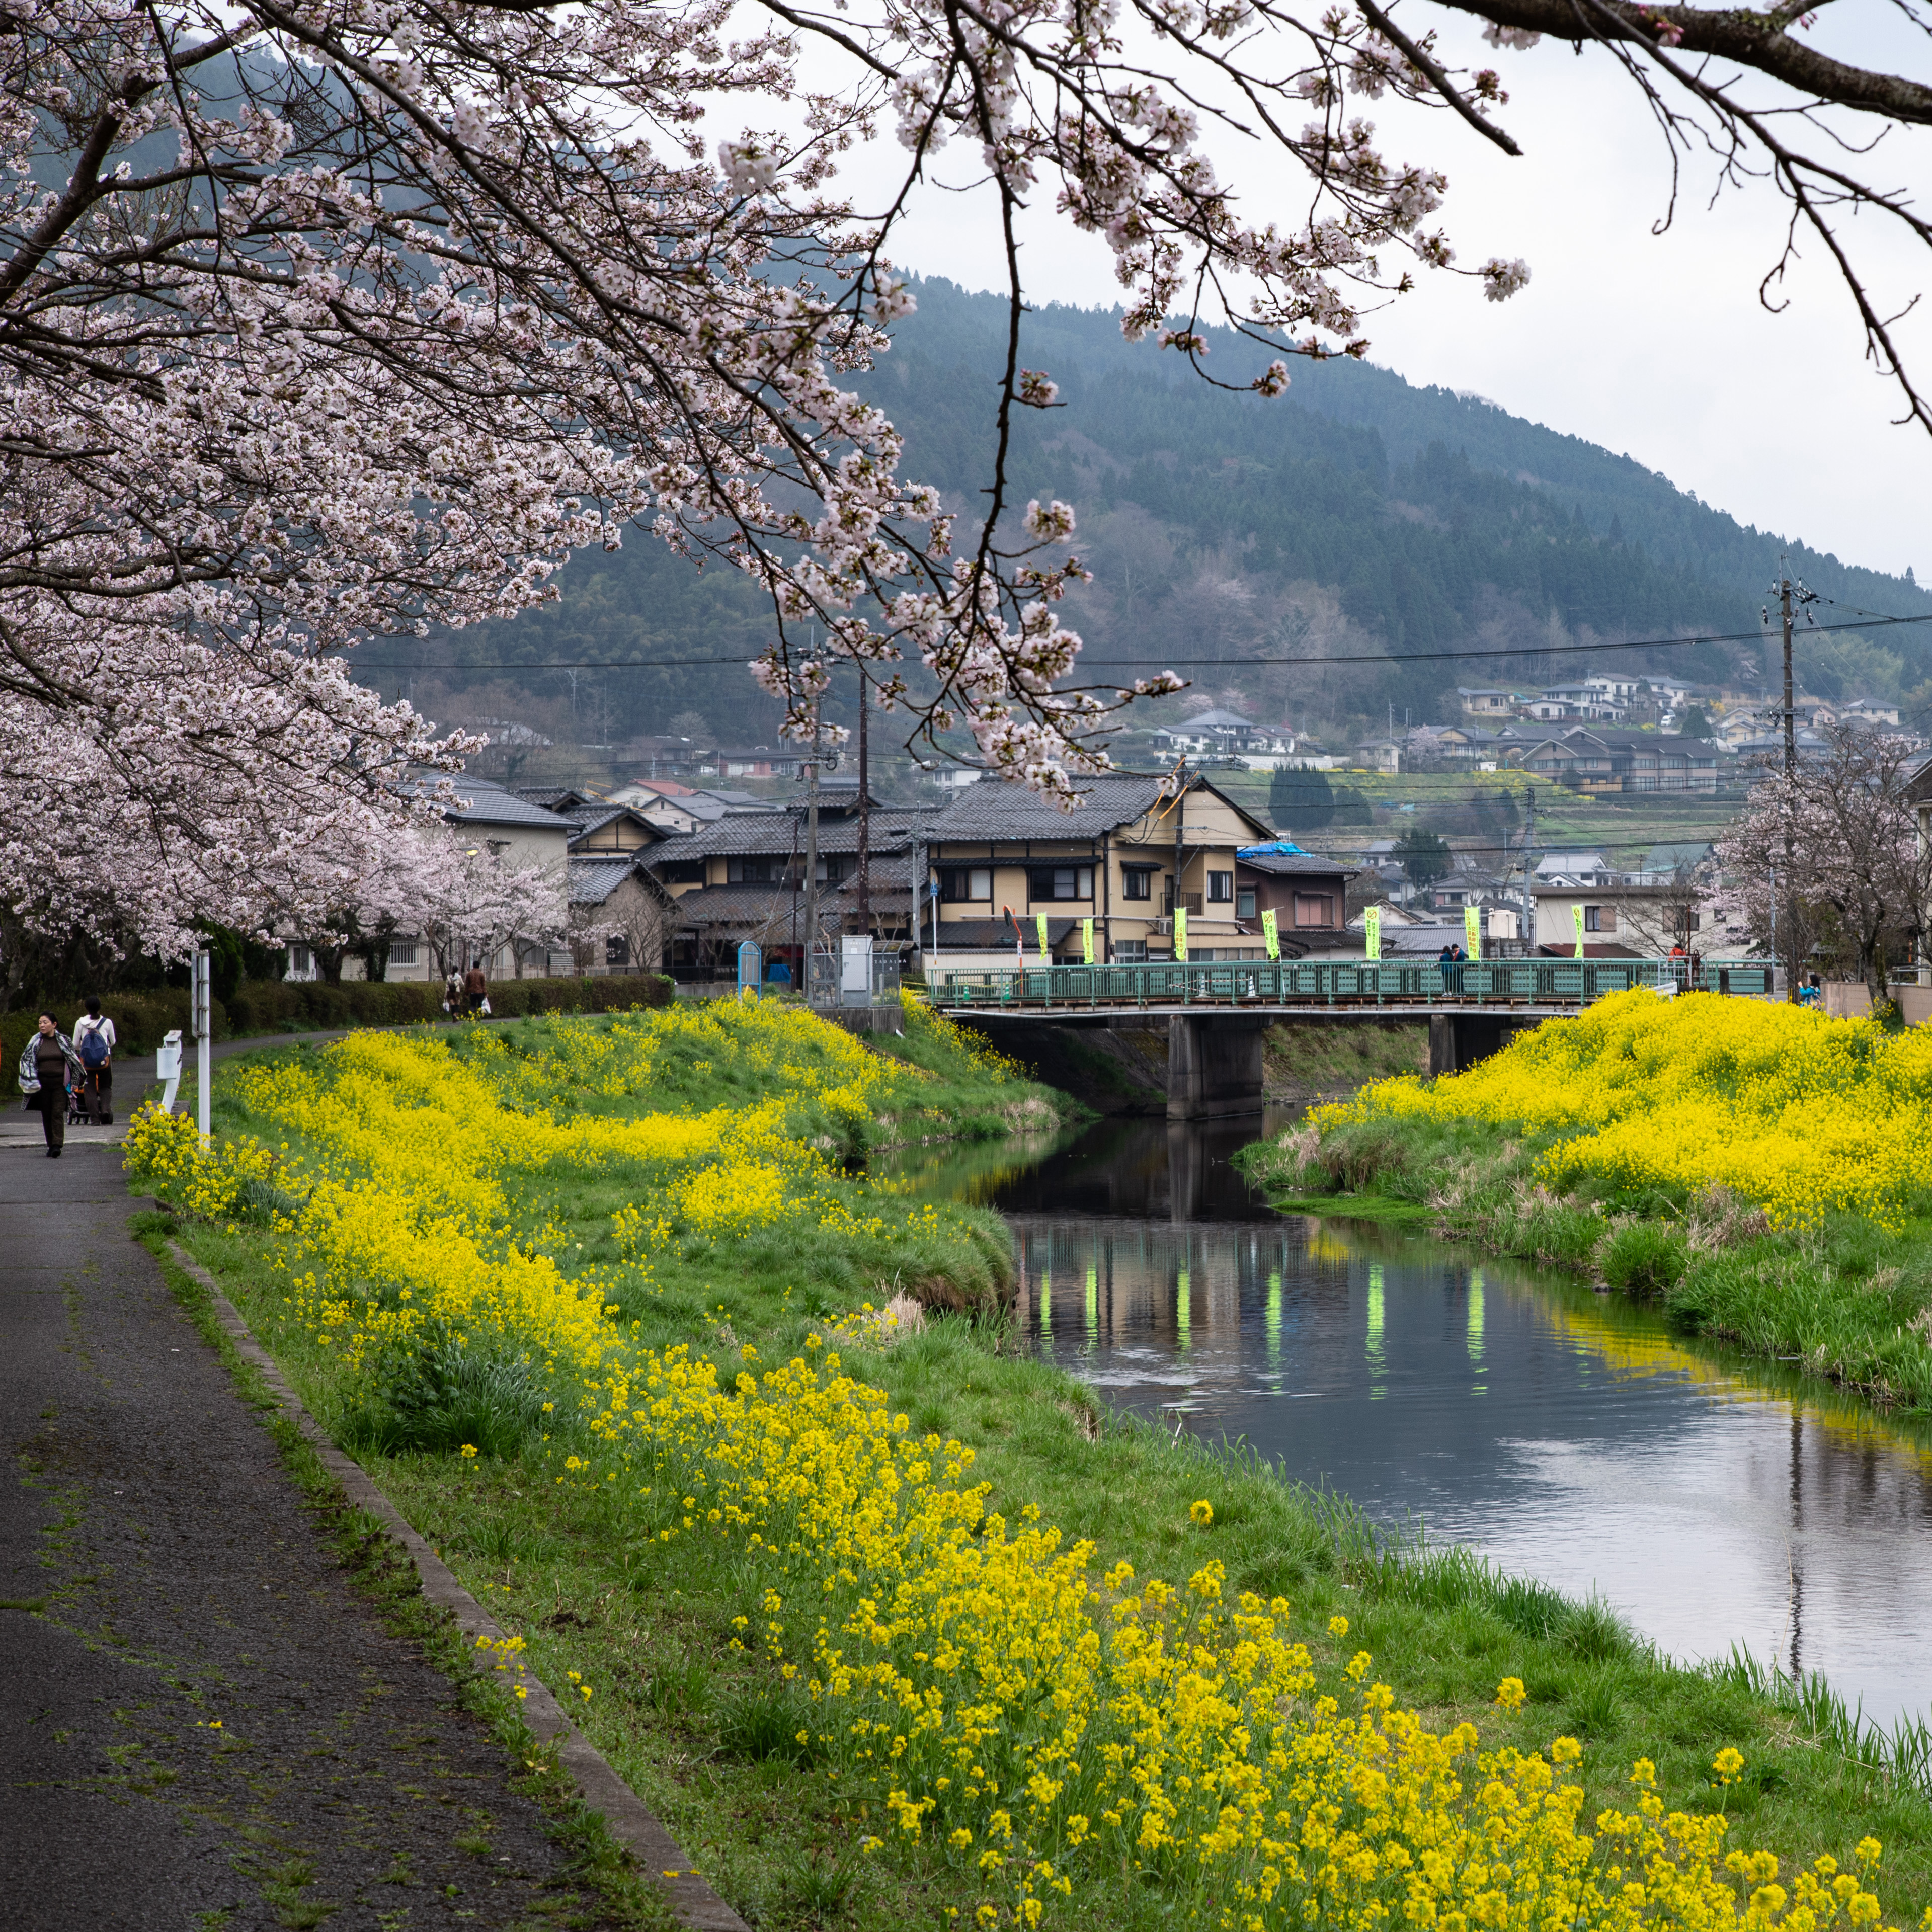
[339,1328,553,1460]
[1599,1221,1688,1297]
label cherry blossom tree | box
[8,0,1931,970]
[1715,727,1932,1009]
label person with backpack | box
[17,1012,83,1156]
[73,998,115,1124]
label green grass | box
[1240,1110,1932,1420]
[1263,1019,1427,1100]
[148,1011,1932,1930]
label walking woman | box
[17,1012,83,1157]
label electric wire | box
[343,609,1932,676]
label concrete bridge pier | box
[1167,1014,1268,1120]
[1428,1011,1544,1077]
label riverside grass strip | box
[129,999,1932,1931]
[1244,988,1932,1419]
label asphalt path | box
[0,1143,615,1930]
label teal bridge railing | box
[931,956,1776,1011]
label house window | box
[606,934,630,966]
[288,944,312,975]
[1114,940,1148,962]
[726,856,784,884]
[1207,870,1233,904]
[660,860,706,884]
[1121,865,1156,901]
[939,866,992,902]
[1027,866,1093,902]
[1584,905,1617,932]
[1236,887,1257,919]
[1293,894,1334,927]
[389,941,417,968]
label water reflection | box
[913,1115,1932,1727]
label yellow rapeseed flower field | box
[1312,989,1932,1230]
[126,1001,1921,1931]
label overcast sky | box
[836,9,1932,583]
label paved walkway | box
[0,1144,618,1930]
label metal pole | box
[193,947,211,1139]
[856,676,871,940]
[804,701,821,1004]
[1782,576,1798,1002]
[1520,787,1536,961]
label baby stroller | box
[65,1073,90,1129]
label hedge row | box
[3,972,674,1081]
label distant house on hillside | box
[1457,687,1519,717]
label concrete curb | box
[164,1240,749,1932]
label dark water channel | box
[888,1114,1932,1728]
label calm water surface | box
[889,1114,1932,1726]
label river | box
[889,1113,1932,1729]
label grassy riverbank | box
[1241,990,1932,1423]
[131,998,1932,1930]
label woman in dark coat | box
[17,1011,83,1157]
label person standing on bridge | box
[18,1011,83,1157]
[1438,943,1455,996]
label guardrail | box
[931,957,1777,1010]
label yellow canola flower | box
[126,1007,1908,1932]
[1311,989,1932,1230]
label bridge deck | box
[929,956,1772,1016]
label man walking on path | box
[17,1011,82,1156]
[73,997,115,1124]
[464,958,489,1017]
[0,1146,622,1928]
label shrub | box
[1599,1221,1689,1297]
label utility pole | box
[1782,573,1796,1003]
[856,675,871,942]
[803,700,822,1003]
[1769,567,1815,1002]
[1519,787,1536,958]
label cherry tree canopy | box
[5,0,1928,954]
[1715,727,1932,1003]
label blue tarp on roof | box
[1237,840,1309,857]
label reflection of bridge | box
[933,957,1775,1120]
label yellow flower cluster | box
[124,1006,949,1378]
[578,1339,1900,1932]
[124,1100,278,1223]
[1312,990,1932,1229]
[126,1007,1910,1929]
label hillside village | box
[311,662,1919,996]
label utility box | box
[841,935,873,1007]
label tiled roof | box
[1238,846,1354,878]
[930,917,1082,949]
[568,857,639,906]
[647,808,933,866]
[929,774,1173,841]
[666,884,815,930]
[448,783,578,831]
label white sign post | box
[192,949,212,1138]
[156,1029,183,1114]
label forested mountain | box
[381,278,1932,755]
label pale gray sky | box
[854,10,1932,581]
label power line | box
[342,609,1932,676]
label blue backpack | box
[79,1024,109,1069]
